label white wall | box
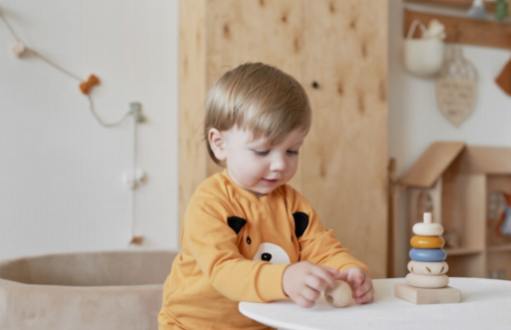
[389,1,511,176]
[389,0,511,275]
[2,0,509,275]
[0,0,179,260]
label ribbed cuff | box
[256,263,289,302]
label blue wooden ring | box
[409,248,446,262]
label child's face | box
[216,127,306,196]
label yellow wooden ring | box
[410,235,445,248]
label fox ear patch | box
[227,216,247,234]
[293,212,309,238]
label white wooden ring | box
[408,261,449,275]
[406,273,449,288]
[412,222,444,236]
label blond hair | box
[204,63,311,163]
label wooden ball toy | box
[324,280,352,308]
[410,235,445,248]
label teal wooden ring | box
[409,248,446,262]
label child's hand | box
[339,267,374,304]
[282,261,338,308]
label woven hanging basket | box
[435,45,478,127]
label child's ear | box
[208,128,227,161]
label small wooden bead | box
[408,260,449,275]
[410,235,445,248]
[12,42,28,58]
[409,248,447,262]
[406,273,449,288]
[324,280,352,308]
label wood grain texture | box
[394,283,462,304]
[179,0,388,276]
[178,0,209,232]
[297,0,388,278]
[399,141,465,188]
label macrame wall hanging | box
[0,6,147,246]
[435,45,478,127]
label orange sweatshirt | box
[158,171,367,330]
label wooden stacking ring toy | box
[410,235,445,248]
[406,273,449,288]
[412,222,443,236]
[409,248,446,262]
[407,260,449,275]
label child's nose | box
[270,153,286,172]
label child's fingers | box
[324,267,350,282]
[354,280,373,298]
[294,294,315,308]
[304,273,330,292]
[300,285,321,302]
[308,267,337,290]
[347,269,365,286]
[354,288,374,304]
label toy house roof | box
[399,141,466,188]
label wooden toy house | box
[398,141,511,279]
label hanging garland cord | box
[1,7,146,245]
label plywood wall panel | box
[179,0,388,276]
[205,0,306,178]
[179,0,208,227]
[299,0,388,277]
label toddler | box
[159,63,374,330]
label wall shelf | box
[488,244,511,252]
[404,7,511,50]
[446,247,484,256]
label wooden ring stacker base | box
[408,261,449,275]
[406,273,449,288]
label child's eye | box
[287,150,299,156]
[252,149,270,156]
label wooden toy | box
[412,213,443,236]
[410,235,445,248]
[324,280,352,308]
[79,74,101,95]
[407,260,448,275]
[409,248,446,262]
[394,283,462,305]
[405,273,448,288]
[395,212,462,304]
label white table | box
[239,277,511,330]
